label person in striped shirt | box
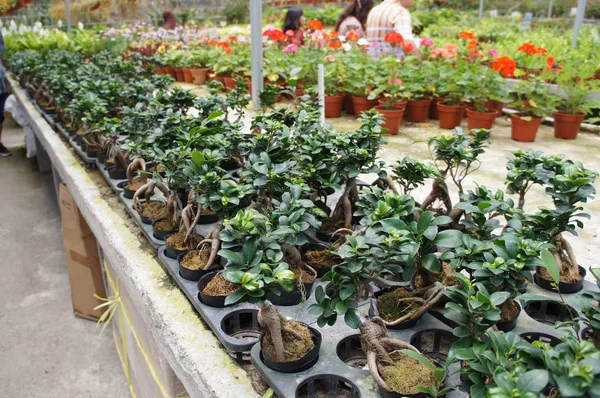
[365,0,421,59]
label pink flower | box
[283,43,298,53]
[468,51,483,58]
[372,42,380,49]
[388,78,403,84]
[488,49,499,58]
[420,38,434,47]
[325,54,336,62]
[445,43,458,52]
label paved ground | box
[0,119,128,396]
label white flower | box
[78,22,84,30]
[339,35,346,42]
[58,20,63,28]
[230,26,242,34]
[10,20,17,32]
[34,21,42,32]
[357,38,369,46]
[342,42,352,52]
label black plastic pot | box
[151,218,177,241]
[524,300,579,326]
[316,228,351,244]
[198,212,219,225]
[220,309,260,345]
[135,200,164,225]
[164,244,189,260]
[197,270,237,308]
[378,357,445,398]
[108,168,127,180]
[266,282,314,306]
[368,287,420,330]
[496,300,521,332]
[260,324,321,373]
[534,265,586,294]
[220,159,241,171]
[178,251,223,282]
[409,329,457,362]
[300,243,335,278]
[97,154,106,164]
[117,181,137,199]
[520,332,561,347]
[296,374,361,398]
[75,134,83,147]
[336,334,366,368]
[86,151,97,158]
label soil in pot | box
[325,95,344,118]
[511,115,542,142]
[262,321,314,363]
[304,247,340,272]
[374,106,405,135]
[166,231,203,251]
[553,112,585,139]
[500,298,520,322]
[414,262,458,289]
[538,265,582,284]
[381,351,437,396]
[466,108,496,130]
[438,103,463,129]
[136,201,166,223]
[181,249,213,271]
[405,99,432,123]
[124,178,146,192]
[202,272,240,296]
[155,218,177,232]
[377,288,423,324]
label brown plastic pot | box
[154,67,165,75]
[182,67,194,83]
[223,76,237,91]
[429,98,441,120]
[438,103,463,129]
[374,105,405,135]
[484,100,504,116]
[553,112,585,139]
[190,67,208,85]
[378,99,408,110]
[352,96,378,118]
[212,74,225,84]
[467,108,496,130]
[164,66,176,80]
[174,67,185,82]
[405,98,432,122]
[511,115,542,142]
[324,95,344,118]
[343,92,354,115]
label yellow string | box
[95,260,189,398]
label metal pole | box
[318,64,325,125]
[64,0,72,32]
[478,0,484,19]
[250,0,264,111]
[572,0,587,48]
[548,0,554,18]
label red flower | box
[229,35,238,43]
[492,56,517,77]
[307,19,324,31]
[459,31,475,40]
[346,31,360,41]
[223,47,232,54]
[217,41,230,48]
[402,42,415,53]
[518,42,547,56]
[263,28,286,43]
[384,31,404,46]
[467,39,477,50]
[536,46,548,56]
[329,39,342,50]
[327,31,339,39]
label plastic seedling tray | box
[96,159,126,194]
[118,192,167,249]
[66,135,97,168]
[250,312,466,398]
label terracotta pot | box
[343,92,354,115]
[352,96,378,118]
[374,106,405,135]
[553,112,585,140]
[511,115,542,142]
[212,74,225,84]
[324,95,344,118]
[165,66,176,80]
[460,103,469,119]
[405,98,432,122]
[378,99,408,110]
[484,100,504,116]
[223,76,237,91]
[429,98,441,120]
[190,67,209,85]
[467,108,497,130]
[154,67,165,75]
[294,88,305,98]
[438,103,463,129]
[182,67,194,83]
[174,67,185,82]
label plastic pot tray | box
[118,191,167,250]
[96,159,126,194]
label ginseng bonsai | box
[389,157,440,196]
[521,160,597,283]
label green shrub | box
[222,0,249,25]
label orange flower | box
[492,56,516,77]
[467,39,477,50]
[329,39,342,50]
[384,31,404,46]
[327,31,339,39]
[459,31,475,40]
[307,19,324,31]
[229,35,238,43]
[402,42,415,53]
[217,41,230,48]
[223,47,232,54]
[346,31,360,41]
[518,42,547,56]
[536,46,548,56]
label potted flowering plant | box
[465,65,509,130]
[368,57,409,134]
[508,78,555,142]
[437,60,469,129]
[553,62,600,139]
[404,60,434,122]
[345,51,379,117]
[323,52,345,118]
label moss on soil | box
[320,218,345,233]
[377,288,423,322]
[382,352,437,395]
[125,179,146,191]
[166,230,203,250]
[138,201,166,220]
[538,264,582,284]
[202,272,240,296]
[181,249,211,271]
[290,262,316,283]
[262,320,314,363]
[500,298,520,322]
[304,248,340,269]
[155,218,177,232]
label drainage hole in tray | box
[409,329,457,362]
[336,334,367,369]
[524,300,579,326]
[296,374,361,398]
[220,309,261,342]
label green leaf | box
[340,285,355,301]
[315,285,326,303]
[308,304,324,317]
[224,289,245,306]
[490,291,510,306]
[191,151,204,167]
[417,211,435,233]
[262,388,274,398]
[399,349,436,371]
[344,310,360,329]
[516,369,549,392]
[433,229,463,248]
[541,248,560,285]
[420,254,441,273]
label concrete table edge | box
[8,76,259,398]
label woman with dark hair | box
[335,0,375,38]
[282,7,306,33]
[162,10,177,29]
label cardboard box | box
[59,184,107,320]
[104,254,188,398]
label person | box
[365,0,420,59]
[0,30,10,157]
[335,0,375,38]
[162,10,177,29]
[282,7,306,45]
